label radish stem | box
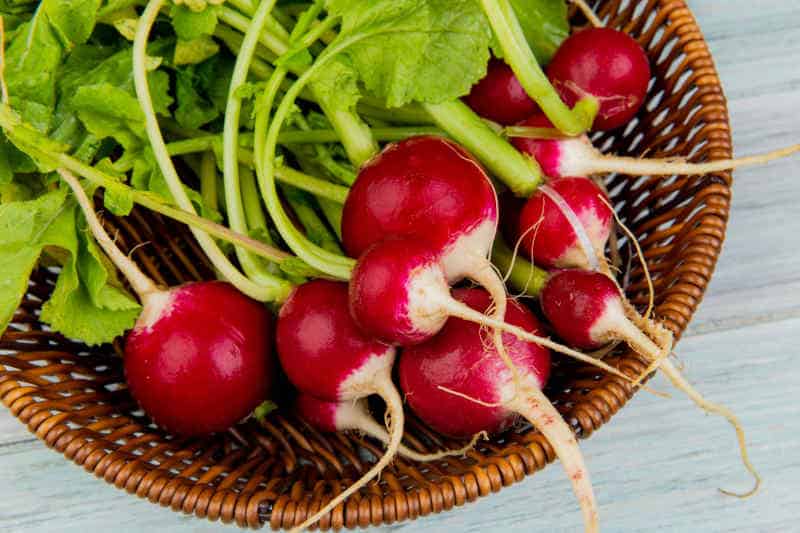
[58,169,158,301]
[491,237,549,297]
[480,0,598,135]
[424,100,542,196]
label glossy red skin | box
[125,282,274,437]
[464,58,539,125]
[511,113,564,178]
[540,269,621,350]
[295,393,339,432]
[518,177,612,269]
[349,237,445,346]
[276,280,392,402]
[547,28,651,131]
[341,136,497,260]
[399,289,551,439]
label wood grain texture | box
[1,0,799,531]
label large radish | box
[276,279,403,531]
[294,394,483,462]
[547,27,651,131]
[399,288,598,533]
[540,269,761,496]
[58,169,274,436]
[512,113,800,179]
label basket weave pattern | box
[0,0,731,529]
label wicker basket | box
[0,0,732,529]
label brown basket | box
[0,0,732,529]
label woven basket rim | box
[0,0,732,529]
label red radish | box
[512,113,800,179]
[517,176,612,270]
[295,394,482,462]
[341,136,498,286]
[547,27,651,131]
[58,169,274,437]
[349,236,632,382]
[464,57,539,125]
[399,288,598,533]
[276,279,404,531]
[540,269,761,496]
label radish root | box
[509,382,599,533]
[291,377,405,532]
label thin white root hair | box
[569,0,604,28]
[506,204,545,298]
[438,386,502,408]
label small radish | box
[58,169,274,437]
[276,279,404,531]
[517,176,612,270]
[399,288,598,533]
[512,113,800,178]
[547,27,651,131]
[464,57,539,125]
[540,268,761,496]
[295,394,483,462]
[349,236,632,383]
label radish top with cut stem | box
[547,27,651,131]
[465,57,539,125]
[399,288,598,533]
[276,279,406,532]
[512,114,800,179]
[540,269,761,497]
[341,136,498,283]
[294,394,481,463]
[58,169,274,437]
[517,176,612,270]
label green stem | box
[282,185,342,254]
[240,166,271,241]
[134,0,290,302]
[255,35,359,279]
[200,151,218,212]
[491,237,549,297]
[222,0,284,287]
[424,100,542,196]
[357,102,434,125]
[481,0,598,135]
[317,197,343,241]
[219,5,289,56]
[0,106,294,268]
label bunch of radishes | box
[48,12,793,533]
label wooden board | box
[2,1,799,531]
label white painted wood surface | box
[2,1,799,531]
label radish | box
[399,288,598,533]
[547,27,651,131]
[511,113,800,178]
[295,394,483,462]
[464,57,539,125]
[540,268,761,496]
[517,176,612,270]
[58,169,274,437]
[275,279,404,531]
[349,236,632,382]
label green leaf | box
[43,0,101,46]
[492,0,569,65]
[174,35,220,65]
[312,55,361,112]
[0,188,140,343]
[326,0,493,108]
[71,83,147,151]
[170,4,219,41]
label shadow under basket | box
[0,0,733,529]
